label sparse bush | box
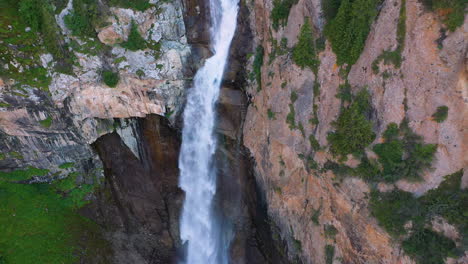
[292,20,319,71]
[102,70,119,87]
[432,105,448,123]
[121,21,147,51]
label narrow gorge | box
[0,0,466,264]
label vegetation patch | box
[0,0,52,90]
[324,0,382,65]
[292,20,319,72]
[0,167,110,263]
[286,91,298,130]
[252,45,264,91]
[109,0,153,12]
[369,170,466,263]
[309,135,320,151]
[402,228,457,264]
[371,121,437,182]
[325,245,335,264]
[121,21,147,51]
[431,105,448,123]
[102,69,119,87]
[372,0,406,73]
[324,224,338,239]
[271,0,298,30]
[64,0,101,38]
[421,0,466,31]
[39,116,53,128]
[267,109,276,120]
[327,89,375,158]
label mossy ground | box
[0,167,111,263]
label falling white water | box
[178,0,239,263]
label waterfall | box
[178,0,239,262]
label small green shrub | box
[271,0,298,30]
[311,207,321,225]
[432,105,448,123]
[292,238,302,252]
[253,45,264,91]
[121,21,147,51]
[39,116,53,128]
[267,109,276,120]
[324,0,382,65]
[286,104,296,129]
[324,224,338,239]
[325,245,335,264]
[328,89,375,158]
[292,20,319,71]
[102,70,119,87]
[402,228,456,264]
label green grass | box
[327,89,375,158]
[109,0,153,12]
[324,0,382,65]
[102,70,119,87]
[0,167,110,263]
[325,245,335,264]
[39,116,52,128]
[432,106,448,123]
[292,19,319,71]
[421,0,467,31]
[121,21,147,51]
[252,45,264,91]
[271,0,298,30]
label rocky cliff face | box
[1,0,466,263]
[0,0,190,180]
[241,0,467,263]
